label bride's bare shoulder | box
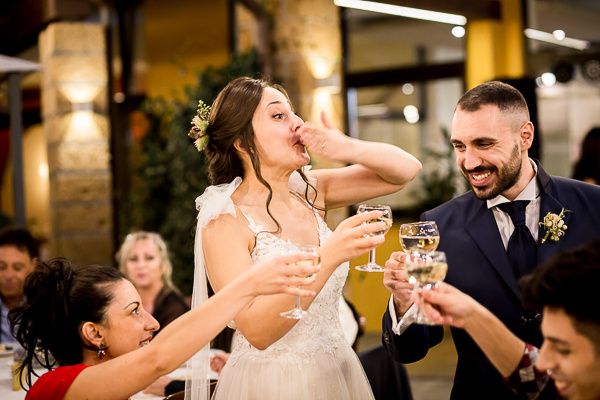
[202,208,254,246]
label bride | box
[187,77,421,399]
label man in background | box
[0,227,39,343]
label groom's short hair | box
[456,81,530,121]
[521,239,600,352]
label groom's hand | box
[383,251,414,318]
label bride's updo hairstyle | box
[205,77,319,233]
[10,258,123,388]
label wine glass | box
[354,204,393,272]
[280,244,320,320]
[399,221,440,254]
[405,250,448,325]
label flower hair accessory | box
[188,100,211,151]
[539,208,570,244]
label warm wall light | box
[38,163,49,179]
[65,110,103,141]
[334,0,467,25]
[58,80,104,104]
[306,52,336,80]
[524,28,590,50]
[71,102,94,112]
[312,75,340,122]
[315,75,341,93]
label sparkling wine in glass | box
[354,204,393,272]
[280,244,320,320]
[399,221,440,253]
[405,250,448,325]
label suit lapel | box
[536,163,569,264]
[465,198,520,297]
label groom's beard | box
[462,144,522,200]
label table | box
[0,358,213,399]
[0,357,28,400]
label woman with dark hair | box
[116,231,189,333]
[187,77,421,399]
[9,255,318,400]
[572,127,600,184]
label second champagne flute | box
[354,204,393,272]
[280,244,320,320]
[399,221,440,253]
[405,250,448,325]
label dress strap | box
[238,209,264,234]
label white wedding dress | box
[189,170,374,400]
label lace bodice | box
[229,210,349,365]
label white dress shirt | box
[389,160,540,335]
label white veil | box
[185,178,242,400]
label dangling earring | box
[97,343,106,360]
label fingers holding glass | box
[355,204,392,272]
[280,244,321,320]
[405,251,448,325]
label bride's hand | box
[321,211,386,267]
[299,111,348,160]
[247,253,320,297]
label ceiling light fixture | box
[451,26,466,38]
[552,30,566,41]
[524,28,590,50]
[333,0,467,25]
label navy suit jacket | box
[382,162,600,399]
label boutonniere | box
[539,208,571,244]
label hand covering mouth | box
[291,135,303,147]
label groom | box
[382,81,600,399]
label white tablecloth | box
[0,359,213,399]
[0,361,188,400]
[0,357,28,400]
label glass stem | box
[294,295,302,310]
[416,289,427,322]
[368,248,376,265]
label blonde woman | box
[116,231,189,333]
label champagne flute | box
[405,250,448,325]
[399,221,440,254]
[354,204,393,272]
[280,244,320,320]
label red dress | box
[26,364,89,400]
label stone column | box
[39,22,113,264]
[267,0,346,226]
